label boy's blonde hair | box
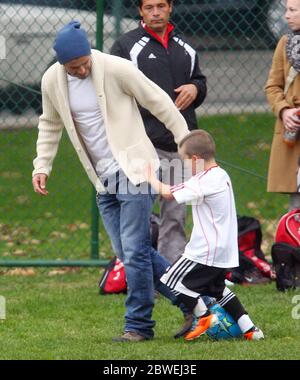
[179,129,216,160]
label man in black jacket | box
[111,0,207,265]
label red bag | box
[271,209,300,291]
[98,257,127,294]
[227,216,275,284]
[275,209,300,246]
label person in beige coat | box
[32,21,191,342]
[265,0,300,210]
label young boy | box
[146,129,264,341]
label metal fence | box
[0,0,289,267]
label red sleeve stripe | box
[170,183,185,193]
[194,165,219,180]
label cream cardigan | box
[33,49,189,192]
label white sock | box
[193,297,208,317]
[237,314,254,333]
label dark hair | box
[138,0,173,8]
[179,130,216,160]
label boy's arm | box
[146,166,203,204]
[146,166,174,200]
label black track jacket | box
[111,24,207,152]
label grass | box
[0,269,299,360]
[0,112,289,261]
[0,128,112,261]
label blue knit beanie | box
[53,21,91,64]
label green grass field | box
[0,269,299,360]
[0,113,299,360]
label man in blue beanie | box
[32,21,192,342]
[53,20,91,65]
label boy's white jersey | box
[171,166,239,268]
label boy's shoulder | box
[194,165,228,181]
[192,166,232,191]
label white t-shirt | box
[67,74,119,179]
[171,166,239,268]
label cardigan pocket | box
[124,139,148,173]
[119,139,157,184]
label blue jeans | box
[96,171,181,338]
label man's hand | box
[174,84,198,111]
[32,173,49,196]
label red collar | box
[142,21,174,49]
